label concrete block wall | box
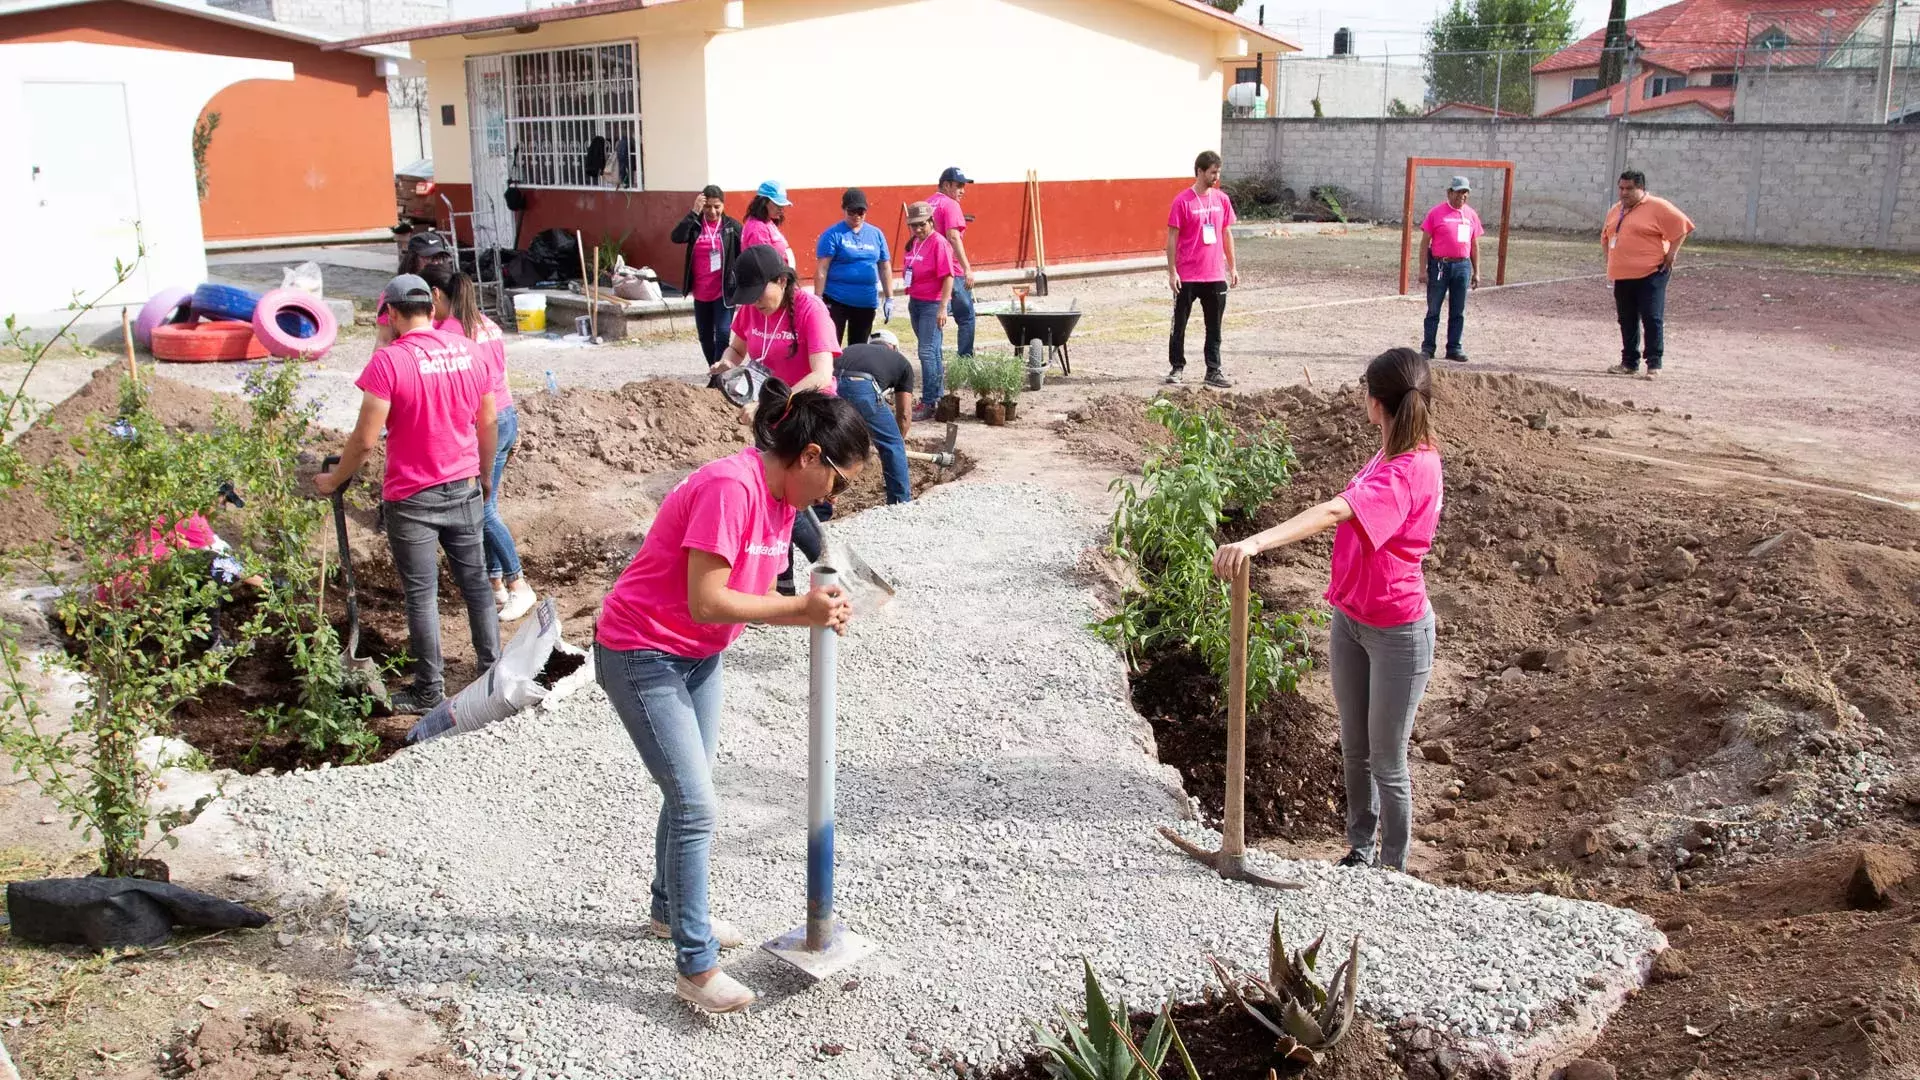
[1223,117,1920,251]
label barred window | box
[504,41,641,190]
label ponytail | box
[751,375,872,467]
[773,268,801,361]
[418,263,481,339]
[1365,346,1437,458]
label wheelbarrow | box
[993,308,1080,379]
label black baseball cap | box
[728,245,787,308]
[406,231,449,255]
[842,188,869,212]
[939,166,972,185]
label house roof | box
[0,0,410,57]
[1532,0,1878,76]
[325,0,1298,52]
[1540,70,1735,119]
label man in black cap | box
[317,274,499,714]
[928,167,976,365]
[836,329,916,506]
[670,185,743,368]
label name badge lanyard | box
[703,221,722,272]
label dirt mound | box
[507,379,745,499]
[124,998,470,1080]
[0,367,235,553]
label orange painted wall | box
[0,1,393,241]
[438,178,1188,291]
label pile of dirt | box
[1063,370,1920,1080]
[0,367,234,553]
[507,379,745,498]
[123,998,470,1080]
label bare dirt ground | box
[3,229,1918,1078]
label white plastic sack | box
[282,260,324,298]
[407,598,561,743]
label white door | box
[465,54,512,253]
[25,81,149,306]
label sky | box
[1233,0,1669,59]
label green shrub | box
[1095,398,1315,710]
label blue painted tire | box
[190,282,264,323]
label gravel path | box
[221,482,1663,1079]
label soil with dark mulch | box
[1132,647,1343,842]
[988,998,1405,1080]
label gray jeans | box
[1329,607,1435,870]
[385,478,500,695]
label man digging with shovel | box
[317,274,500,715]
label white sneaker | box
[650,916,744,949]
[499,582,537,622]
[675,970,755,1014]
[492,582,509,608]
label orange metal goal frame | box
[1398,157,1515,295]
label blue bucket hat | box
[754,180,791,207]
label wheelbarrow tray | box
[993,309,1081,348]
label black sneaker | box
[1336,850,1372,868]
[1605,362,1639,376]
[1163,370,1184,385]
[1203,371,1234,389]
[387,685,444,715]
[1444,352,1469,364]
[1420,348,1436,361]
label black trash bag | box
[524,228,582,282]
[7,878,273,952]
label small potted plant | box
[998,353,1023,421]
[938,355,971,423]
[968,355,1001,423]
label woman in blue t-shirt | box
[814,188,894,346]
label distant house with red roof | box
[1531,0,1898,121]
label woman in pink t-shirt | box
[900,201,956,420]
[740,180,795,268]
[421,264,539,622]
[594,376,870,1015]
[1214,347,1442,872]
[709,244,839,423]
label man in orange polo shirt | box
[1601,169,1694,378]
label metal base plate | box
[761,922,878,981]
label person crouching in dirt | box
[316,274,500,716]
[419,263,540,624]
[101,482,264,650]
[1212,347,1442,873]
[837,329,915,506]
[593,376,869,1014]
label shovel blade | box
[822,540,895,614]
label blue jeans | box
[910,298,944,406]
[837,375,911,505]
[1421,257,1471,357]
[1613,266,1670,371]
[595,642,725,977]
[483,405,523,581]
[949,278,975,358]
[692,298,733,367]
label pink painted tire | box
[250,288,338,359]
[133,287,195,348]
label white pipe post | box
[804,565,838,951]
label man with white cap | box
[1417,175,1483,363]
[316,274,499,714]
[835,329,916,505]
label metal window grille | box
[503,41,641,190]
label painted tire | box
[251,288,338,358]
[190,282,264,323]
[133,287,195,348]
[149,321,270,363]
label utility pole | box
[1874,0,1899,123]
[1620,37,1639,124]
[1493,51,1504,121]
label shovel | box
[801,506,893,613]
[1028,170,1050,298]
[321,455,389,707]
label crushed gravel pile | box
[223,482,1663,1079]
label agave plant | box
[1208,914,1362,1067]
[1033,959,1173,1080]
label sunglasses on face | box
[822,452,851,497]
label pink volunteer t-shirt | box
[692,220,725,302]
[730,290,840,393]
[903,233,957,302]
[596,448,797,658]
[926,191,967,238]
[1325,446,1444,627]
[740,218,792,267]
[436,315,511,411]
[1421,203,1484,261]
[1168,187,1237,283]
[354,327,488,503]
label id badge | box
[1609,236,1618,250]
[903,268,914,289]
[708,246,722,272]
[1201,222,1218,246]
[1455,222,1470,244]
